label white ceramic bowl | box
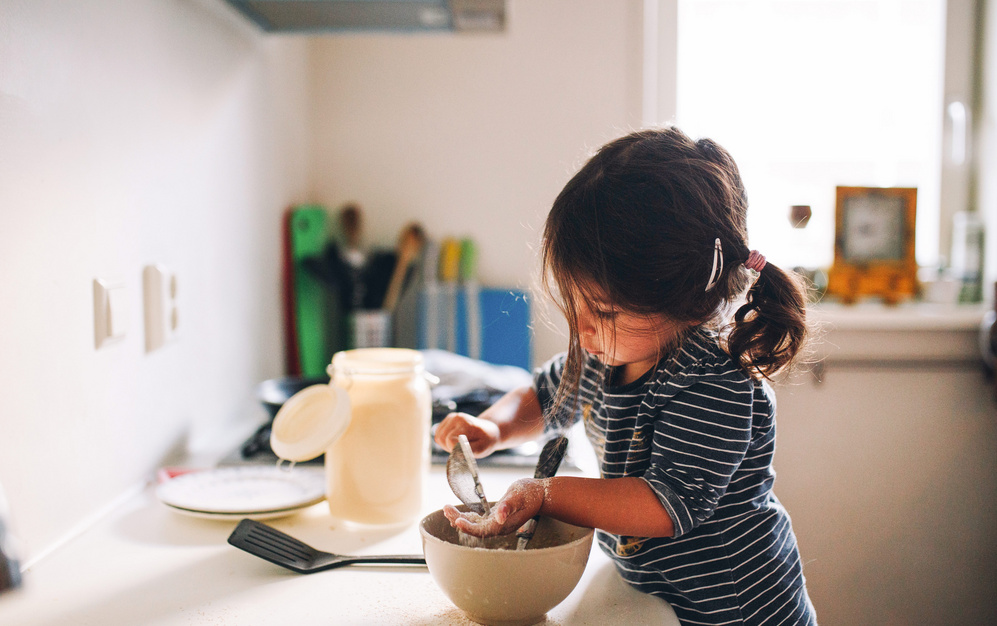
[420,507,594,626]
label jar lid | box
[328,347,424,377]
[269,384,351,463]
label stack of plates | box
[156,466,326,520]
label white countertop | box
[0,465,678,625]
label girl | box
[434,126,817,625]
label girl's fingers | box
[433,423,453,450]
[433,413,467,450]
[493,501,511,524]
[455,513,504,537]
[465,430,495,456]
[443,504,461,524]
[444,497,523,538]
[433,413,499,456]
[453,516,479,534]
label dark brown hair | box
[541,126,809,408]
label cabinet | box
[771,305,996,626]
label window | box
[662,0,953,271]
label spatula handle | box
[335,555,426,566]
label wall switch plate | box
[143,264,179,352]
[94,279,127,349]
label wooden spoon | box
[382,223,426,312]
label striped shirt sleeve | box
[641,376,755,538]
[533,352,576,431]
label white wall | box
[306,0,647,363]
[0,0,310,559]
[0,0,650,566]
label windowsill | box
[804,301,989,364]
[808,301,988,331]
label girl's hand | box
[443,478,545,537]
[433,412,502,457]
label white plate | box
[156,466,326,515]
[161,501,321,521]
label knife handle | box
[516,516,540,549]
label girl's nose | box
[578,314,597,337]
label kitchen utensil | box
[517,436,569,550]
[355,251,395,311]
[228,519,425,574]
[438,238,462,352]
[419,239,441,350]
[383,223,426,312]
[438,238,462,283]
[458,238,481,359]
[339,203,363,254]
[338,204,367,309]
[446,435,490,515]
[290,206,331,377]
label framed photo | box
[826,186,918,304]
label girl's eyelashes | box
[593,308,617,320]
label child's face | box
[573,291,684,375]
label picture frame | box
[826,186,918,304]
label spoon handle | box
[533,436,568,480]
[459,434,491,514]
[517,436,569,549]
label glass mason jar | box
[325,348,431,525]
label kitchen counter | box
[0,465,678,625]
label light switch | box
[106,286,128,338]
[143,264,179,352]
[94,279,127,349]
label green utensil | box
[459,238,478,282]
[290,206,330,378]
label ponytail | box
[725,262,809,380]
[540,125,813,384]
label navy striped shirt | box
[534,330,817,625]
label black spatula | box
[227,519,425,574]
